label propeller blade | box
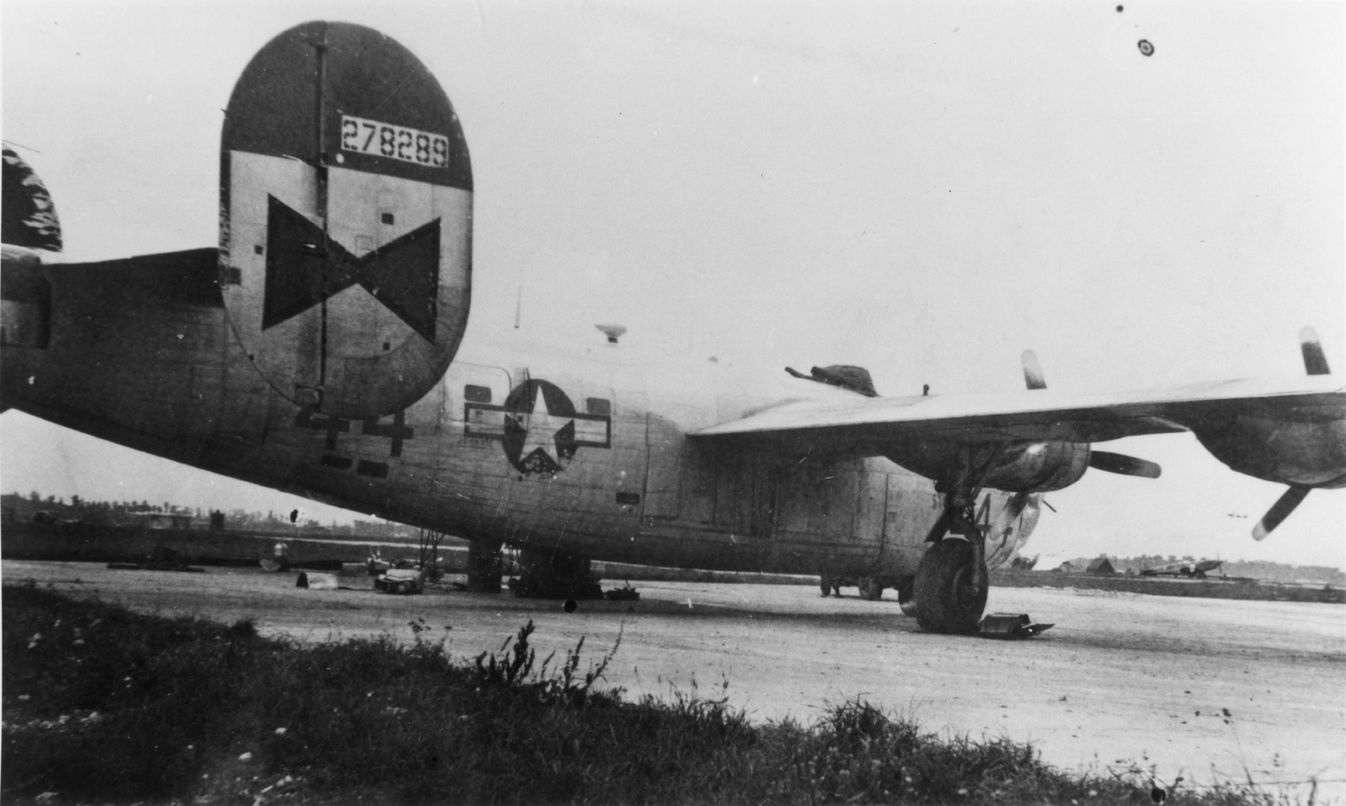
[1253,486,1311,540]
[1300,327,1331,376]
[1089,451,1162,478]
[984,491,1034,567]
[988,491,1032,538]
[1021,350,1047,390]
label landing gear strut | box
[819,575,840,597]
[465,539,503,593]
[914,462,990,634]
[858,577,885,601]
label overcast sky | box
[2,1,1343,567]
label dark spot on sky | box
[1116,4,1123,11]
[1138,39,1154,56]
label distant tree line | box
[2,491,199,527]
[0,491,411,538]
[1040,552,1345,586]
[4,490,1339,582]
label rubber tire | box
[858,577,885,601]
[913,539,988,634]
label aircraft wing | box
[692,375,1346,447]
[695,336,1345,542]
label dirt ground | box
[5,560,1344,800]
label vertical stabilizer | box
[219,22,473,420]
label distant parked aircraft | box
[1140,559,1224,579]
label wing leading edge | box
[693,361,1346,541]
[692,374,1344,447]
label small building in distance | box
[1086,556,1117,575]
[1033,554,1076,573]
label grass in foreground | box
[1,583,1302,805]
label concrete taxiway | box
[5,560,1344,799]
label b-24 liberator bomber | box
[3,22,1343,633]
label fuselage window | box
[464,384,492,404]
[586,397,611,416]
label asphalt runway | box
[5,560,1344,799]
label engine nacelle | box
[980,441,1091,492]
[884,439,1091,494]
[1190,413,1346,490]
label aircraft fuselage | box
[0,255,1035,581]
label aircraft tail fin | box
[3,23,475,427]
[1,148,61,374]
[218,22,473,420]
[2,146,62,256]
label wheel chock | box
[374,569,424,594]
[978,612,1053,638]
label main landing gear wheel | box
[913,538,988,634]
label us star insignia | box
[463,379,611,474]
